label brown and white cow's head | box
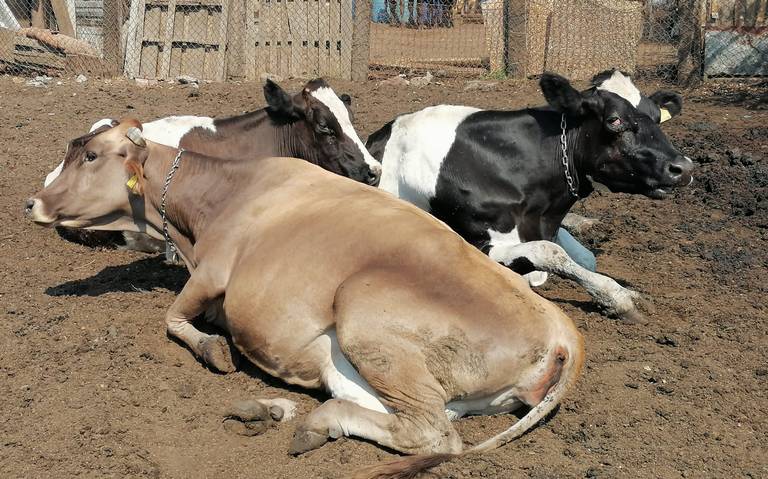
[264,78,381,185]
[540,72,693,199]
[26,120,154,234]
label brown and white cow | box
[45,78,381,252]
[27,120,584,477]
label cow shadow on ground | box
[45,255,188,297]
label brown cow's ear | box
[124,159,145,195]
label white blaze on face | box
[596,70,642,107]
[43,116,217,187]
[309,87,382,175]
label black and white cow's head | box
[540,72,693,199]
[591,69,683,124]
[264,78,381,185]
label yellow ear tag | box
[126,175,139,193]
[659,108,672,123]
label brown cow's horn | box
[126,127,146,148]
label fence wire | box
[0,0,766,83]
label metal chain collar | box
[560,114,579,198]
[160,148,185,263]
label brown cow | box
[27,120,584,477]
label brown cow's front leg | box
[166,272,236,373]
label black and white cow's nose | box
[24,198,36,215]
[666,156,694,182]
[366,169,379,186]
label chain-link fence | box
[0,0,766,83]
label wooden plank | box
[50,0,75,36]
[305,0,318,77]
[317,0,329,77]
[289,0,308,77]
[278,0,290,77]
[157,0,177,79]
[169,43,182,76]
[328,0,340,78]
[216,1,229,80]
[339,0,352,79]
[350,0,370,80]
[102,0,123,74]
[226,0,245,79]
[139,42,159,77]
[124,0,147,77]
[183,44,205,75]
[143,5,162,39]
[31,0,46,29]
[244,0,258,80]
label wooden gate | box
[124,0,356,81]
[244,0,354,80]
[124,0,230,81]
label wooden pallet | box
[125,0,229,81]
[244,0,354,81]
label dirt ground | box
[1,74,766,479]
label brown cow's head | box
[26,120,154,234]
[264,78,381,185]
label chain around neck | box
[160,148,185,262]
[560,114,579,198]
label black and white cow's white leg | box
[489,240,643,320]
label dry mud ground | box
[0,75,766,479]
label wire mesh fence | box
[0,0,765,83]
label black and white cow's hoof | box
[614,290,653,325]
[199,335,238,373]
[289,427,330,455]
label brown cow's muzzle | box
[25,197,57,227]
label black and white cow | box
[365,70,693,319]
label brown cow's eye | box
[85,151,97,162]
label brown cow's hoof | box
[226,399,272,422]
[199,335,237,373]
[289,427,329,455]
[223,418,270,437]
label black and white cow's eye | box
[316,124,333,136]
[84,151,97,162]
[608,117,622,127]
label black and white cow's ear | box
[540,72,602,117]
[264,79,304,122]
[649,90,682,123]
[339,94,352,107]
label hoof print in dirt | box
[223,400,279,437]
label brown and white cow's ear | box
[264,79,304,123]
[118,117,144,131]
[649,90,682,123]
[124,157,146,195]
[540,72,603,117]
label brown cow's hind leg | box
[289,399,461,456]
[166,271,235,373]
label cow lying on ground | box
[44,78,381,253]
[27,120,584,477]
[365,71,693,320]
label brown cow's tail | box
[351,337,585,479]
[468,337,585,454]
[349,453,456,479]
